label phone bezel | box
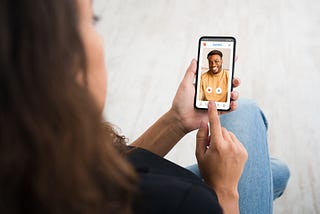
[194,36,236,111]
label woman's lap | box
[186,99,290,214]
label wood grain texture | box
[94,0,320,213]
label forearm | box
[130,110,186,157]
[215,189,240,214]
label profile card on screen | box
[194,36,236,111]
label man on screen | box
[199,50,229,102]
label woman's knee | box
[223,98,269,130]
[271,157,290,199]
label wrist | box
[215,188,239,201]
[165,109,188,137]
[214,188,240,214]
[131,110,187,157]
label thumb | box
[183,59,197,83]
[196,121,209,159]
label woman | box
[0,0,136,213]
[0,0,289,213]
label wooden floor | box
[94,0,320,213]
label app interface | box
[196,38,235,110]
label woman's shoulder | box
[127,147,222,214]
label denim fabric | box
[187,99,290,214]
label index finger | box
[208,100,223,142]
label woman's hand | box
[132,59,241,157]
[196,100,247,213]
[170,59,241,134]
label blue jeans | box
[187,99,290,214]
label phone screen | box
[194,36,236,111]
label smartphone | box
[194,36,236,111]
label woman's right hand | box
[196,100,248,213]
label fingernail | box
[208,100,215,107]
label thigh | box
[187,99,280,213]
[219,99,273,214]
[186,158,290,202]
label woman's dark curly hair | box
[0,0,137,213]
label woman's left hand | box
[170,59,241,134]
